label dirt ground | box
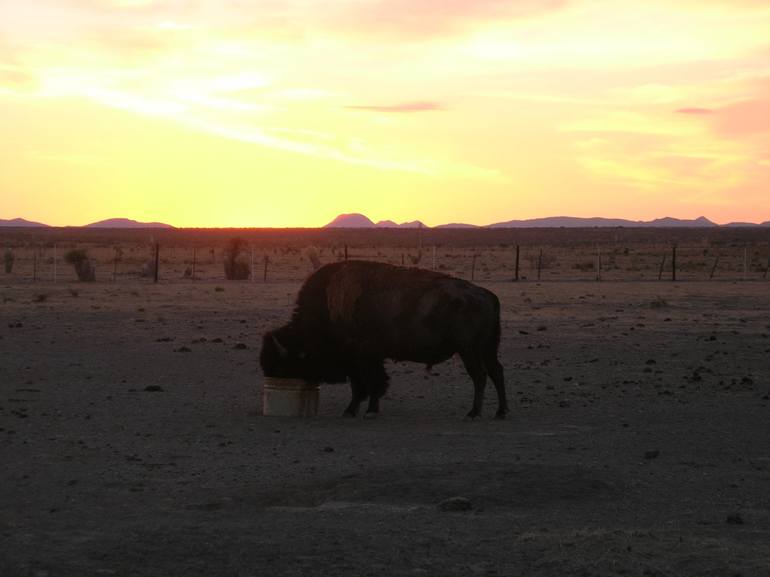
[1,273,770,576]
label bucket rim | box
[263,376,319,389]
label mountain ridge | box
[83,218,174,229]
[0,217,174,228]
[325,213,760,229]
[3,213,769,229]
[325,213,428,229]
[0,217,51,228]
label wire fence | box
[2,240,769,284]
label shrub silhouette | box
[64,249,96,282]
[223,238,251,280]
[3,249,14,274]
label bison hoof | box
[464,412,481,421]
[363,411,379,420]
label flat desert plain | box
[1,229,770,577]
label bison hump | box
[326,271,364,325]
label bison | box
[260,260,509,419]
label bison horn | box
[272,334,288,359]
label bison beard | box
[260,260,509,419]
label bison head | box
[260,327,347,383]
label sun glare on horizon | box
[1,0,769,227]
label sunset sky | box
[1,0,769,227]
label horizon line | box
[3,213,770,229]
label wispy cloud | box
[677,107,715,114]
[61,0,178,13]
[572,135,751,193]
[345,101,443,113]
[0,64,35,90]
[24,68,498,180]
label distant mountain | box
[84,218,174,229]
[434,223,480,229]
[646,216,717,227]
[489,215,720,228]
[327,214,427,228]
[325,212,759,229]
[0,217,49,227]
[325,213,751,229]
[489,216,634,228]
[325,213,376,228]
[724,222,760,227]
[393,220,427,229]
[375,220,428,228]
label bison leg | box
[460,351,487,419]
[485,354,509,419]
[343,378,368,417]
[343,361,388,418]
[350,360,388,418]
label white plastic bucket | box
[262,377,319,417]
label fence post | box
[658,254,666,280]
[344,245,348,261]
[709,255,719,280]
[743,247,749,281]
[671,244,677,282]
[53,244,57,283]
[432,245,436,271]
[192,247,197,280]
[251,245,255,283]
[596,245,601,282]
[154,243,160,284]
[418,222,423,252]
[33,249,37,283]
[263,255,269,282]
[514,245,520,282]
[113,247,118,282]
[471,253,477,281]
[764,256,770,280]
[537,249,543,281]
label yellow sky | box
[1,0,769,227]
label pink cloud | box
[714,98,770,135]
[345,101,444,113]
[61,0,181,11]
[710,75,770,136]
[676,77,770,137]
[331,0,570,39]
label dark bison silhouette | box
[260,260,509,419]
